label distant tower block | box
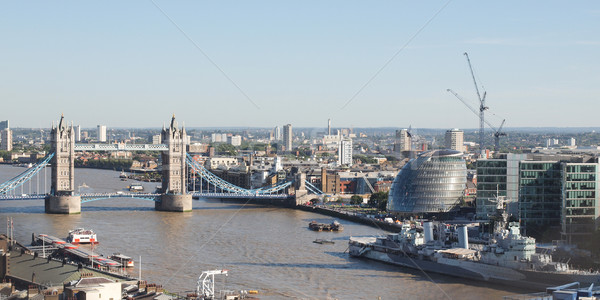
[46,114,81,214]
[156,115,192,212]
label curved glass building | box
[388,150,467,213]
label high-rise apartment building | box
[97,125,107,142]
[274,126,282,141]
[394,129,411,152]
[445,128,464,152]
[152,134,162,144]
[0,120,9,131]
[338,138,353,166]
[229,135,242,146]
[75,125,82,142]
[283,124,292,151]
[0,128,13,151]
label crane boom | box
[464,52,483,104]
[464,52,487,155]
[447,89,479,117]
[446,89,506,151]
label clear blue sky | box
[1,1,599,129]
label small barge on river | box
[308,220,343,232]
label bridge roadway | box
[0,192,292,202]
[74,143,168,151]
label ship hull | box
[349,243,600,291]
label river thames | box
[0,165,533,299]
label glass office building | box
[476,153,528,219]
[561,163,599,243]
[388,150,466,213]
[519,161,563,238]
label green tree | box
[368,191,389,211]
[354,154,377,164]
[214,143,236,156]
[350,195,363,205]
[0,150,11,161]
[378,198,388,211]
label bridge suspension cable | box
[0,153,54,195]
[185,154,292,195]
[304,180,324,195]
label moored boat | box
[348,197,600,290]
[129,183,144,192]
[313,239,335,244]
[109,253,134,267]
[67,228,98,244]
[308,220,344,232]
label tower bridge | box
[0,115,318,214]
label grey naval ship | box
[349,198,600,290]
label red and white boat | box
[67,228,98,244]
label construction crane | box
[447,89,506,151]
[463,52,488,155]
[493,119,507,151]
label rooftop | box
[6,249,128,288]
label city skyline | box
[1,1,599,128]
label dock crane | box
[463,52,488,155]
[447,89,506,151]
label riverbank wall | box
[295,205,402,232]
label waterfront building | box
[561,162,599,243]
[476,153,528,219]
[519,160,563,238]
[210,166,251,189]
[97,125,107,142]
[476,153,600,242]
[283,124,292,151]
[388,150,467,213]
[444,128,464,152]
[394,129,411,153]
[0,128,13,151]
[338,138,352,166]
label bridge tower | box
[294,172,311,205]
[45,114,81,214]
[156,115,192,212]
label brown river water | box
[0,165,534,299]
